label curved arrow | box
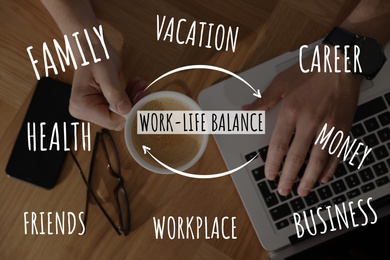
[145,64,262,98]
[142,145,259,179]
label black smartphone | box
[6,77,77,189]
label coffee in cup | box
[124,91,208,174]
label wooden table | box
[0,0,358,259]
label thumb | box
[95,65,131,115]
[242,80,283,111]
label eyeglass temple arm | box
[70,150,121,235]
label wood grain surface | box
[0,0,359,259]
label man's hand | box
[69,43,149,131]
[40,0,149,131]
[243,46,362,197]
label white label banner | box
[136,110,265,134]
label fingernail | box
[138,80,147,86]
[117,99,131,114]
[241,104,253,110]
[114,118,126,131]
[298,186,311,197]
[133,92,141,103]
[278,187,290,196]
[129,76,141,84]
[321,175,331,184]
[266,171,277,179]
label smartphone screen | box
[6,77,77,189]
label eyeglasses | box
[70,129,130,235]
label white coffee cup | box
[119,91,208,174]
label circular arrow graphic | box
[145,64,262,98]
[142,145,259,179]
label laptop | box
[198,39,390,259]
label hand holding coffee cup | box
[114,91,209,174]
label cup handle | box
[109,105,130,119]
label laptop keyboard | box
[244,92,390,231]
